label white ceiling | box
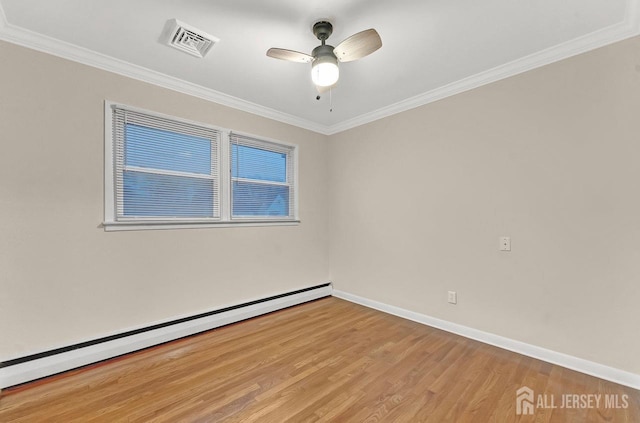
[0,0,638,134]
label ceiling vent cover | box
[163,19,218,58]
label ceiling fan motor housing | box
[313,21,333,41]
[312,44,336,60]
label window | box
[105,102,298,230]
[230,134,295,219]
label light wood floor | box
[0,297,638,422]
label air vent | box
[163,19,218,58]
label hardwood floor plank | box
[1,297,638,422]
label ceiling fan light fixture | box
[267,20,381,91]
[311,55,339,87]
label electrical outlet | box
[500,236,511,251]
[447,291,457,304]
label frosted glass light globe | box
[311,56,339,87]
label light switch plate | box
[500,236,511,251]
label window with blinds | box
[230,133,295,219]
[111,106,220,221]
[105,102,298,230]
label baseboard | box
[0,283,332,389]
[332,289,640,390]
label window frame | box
[229,133,297,221]
[104,101,299,231]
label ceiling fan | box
[266,21,382,92]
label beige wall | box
[2,33,639,376]
[329,36,640,374]
[0,41,330,360]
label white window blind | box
[105,102,299,230]
[229,133,296,219]
[111,106,220,220]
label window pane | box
[123,170,214,217]
[231,144,286,182]
[125,124,211,175]
[232,181,289,217]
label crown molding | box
[326,0,640,135]
[0,4,330,135]
[1,0,639,136]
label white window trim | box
[228,131,299,222]
[104,101,300,231]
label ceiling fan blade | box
[333,29,382,62]
[266,48,313,63]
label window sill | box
[102,220,300,232]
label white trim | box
[229,129,300,151]
[104,101,299,229]
[0,11,326,134]
[1,1,639,135]
[292,143,300,220]
[220,131,232,221]
[104,102,116,224]
[332,289,640,390]
[106,100,229,133]
[228,131,298,221]
[0,284,332,389]
[103,220,299,232]
[325,4,640,135]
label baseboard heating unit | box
[0,283,332,389]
